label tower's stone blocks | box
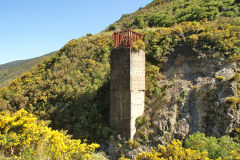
[110,47,145,139]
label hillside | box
[107,0,240,30]
[0,52,55,87]
[0,0,240,159]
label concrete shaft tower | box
[110,30,145,139]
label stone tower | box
[110,30,145,139]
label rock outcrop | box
[105,44,240,159]
[149,44,239,143]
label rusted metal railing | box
[114,29,142,48]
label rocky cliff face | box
[149,44,239,143]
[106,44,240,159]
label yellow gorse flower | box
[0,109,99,159]
[134,139,211,160]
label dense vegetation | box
[120,135,240,160]
[108,0,240,30]
[0,52,54,87]
[185,132,240,159]
[0,33,113,141]
[0,109,101,160]
[0,0,240,159]
[0,20,239,159]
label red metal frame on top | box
[114,29,142,48]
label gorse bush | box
[136,139,210,160]
[0,109,100,159]
[120,139,211,160]
[120,138,240,159]
[185,132,240,159]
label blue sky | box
[0,0,151,65]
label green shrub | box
[132,17,145,29]
[185,132,240,159]
[131,40,145,52]
[222,11,236,17]
[133,139,211,160]
[108,24,116,31]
